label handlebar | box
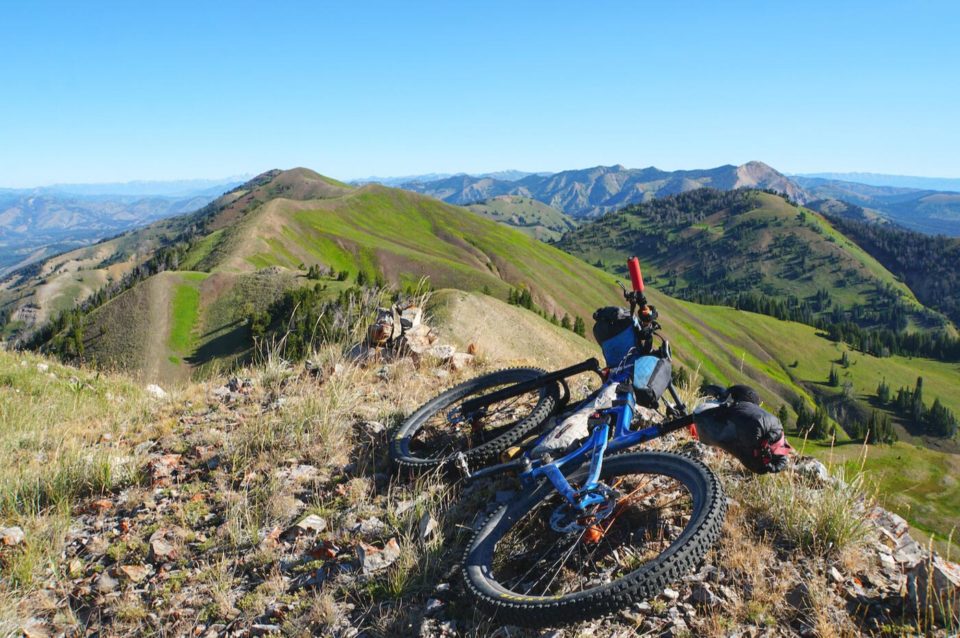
[627,256,644,293]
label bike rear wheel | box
[390,367,561,471]
[462,451,725,626]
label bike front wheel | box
[462,451,726,626]
[390,367,561,471]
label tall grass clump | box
[736,456,874,557]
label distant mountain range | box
[795,172,960,192]
[0,178,246,275]
[376,162,960,237]
[397,161,807,219]
[352,170,544,187]
[5,164,960,281]
[796,176,960,235]
[5,176,253,198]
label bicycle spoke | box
[490,470,695,599]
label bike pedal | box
[500,446,523,463]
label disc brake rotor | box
[549,483,619,534]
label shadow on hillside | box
[187,323,252,367]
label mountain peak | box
[735,161,807,202]
[257,167,353,200]
[739,160,781,175]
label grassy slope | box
[212,184,622,327]
[465,196,577,241]
[78,269,297,379]
[558,192,932,325]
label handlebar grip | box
[627,256,644,292]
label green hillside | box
[13,168,960,545]
[557,189,947,334]
[43,169,629,378]
[195,172,621,326]
[76,269,297,381]
[465,196,577,241]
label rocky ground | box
[1,331,958,637]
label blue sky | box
[1,1,958,186]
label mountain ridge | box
[399,161,809,218]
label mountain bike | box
[390,257,728,625]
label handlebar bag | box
[592,306,638,367]
[693,400,791,473]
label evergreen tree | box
[777,404,790,427]
[573,315,586,337]
[876,378,890,405]
[810,404,831,439]
[925,398,958,438]
[519,288,534,310]
[560,314,572,330]
[911,377,924,422]
[828,365,840,387]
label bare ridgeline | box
[1,297,958,638]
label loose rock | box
[0,526,25,546]
[116,564,150,582]
[357,537,401,575]
[145,384,168,400]
[418,512,439,540]
[283,514,328,540]
[95,571,119,594]
[907,555,960,622]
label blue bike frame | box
[517,363,693,513]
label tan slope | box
[427,289,599,370]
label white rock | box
[357,538,401,575]
[145,384,168,400]
[794,457,831,484]
[0,526,25,546]
[394,500,416,517]
[424,344,456,361]
[418,512,439,540]
[449,352,475,371]
[35,363,49,373]
[284,514,327,538]
[357,516,386,536]
[401,306,422,328]
[424,598,444,616]
[662,587,680,601]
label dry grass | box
[1,300,928,638]
[0,350,162,622]
[735,460,874,558]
